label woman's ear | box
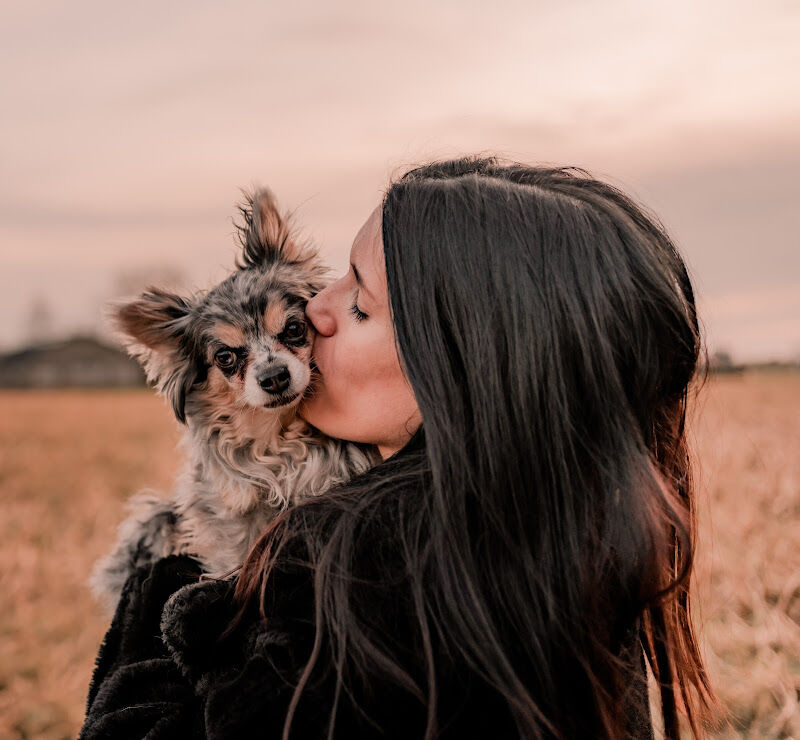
[110,289,199,423]
[235,188,317,268]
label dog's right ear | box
[234,188,317,268]
[111,289,199,423]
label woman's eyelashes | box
[346,266,369,322]
[349,300,368,322]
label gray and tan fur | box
[90,189,378,611]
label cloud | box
[0,0,797,358]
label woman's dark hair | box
[231,157,713,738]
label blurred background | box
[0,1,798,737]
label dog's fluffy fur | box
[90,189,378,610]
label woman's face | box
[298,205,422,460]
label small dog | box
[90,189,379,610]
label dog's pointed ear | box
[110,289,200,423]
[235,188,317,268]
[113,288,193,351]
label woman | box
[81,157,712,739]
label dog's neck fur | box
[181,388,365,516]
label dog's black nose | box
[258,365,291,394]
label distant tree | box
[709,349,740,374]
[25,296,55,344]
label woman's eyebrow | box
[350,262,376,302]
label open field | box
[0,375,798,738]
[690,373,800,737]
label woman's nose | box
[305,289,335,337]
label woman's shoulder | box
[160,576,513,739]
[81,552,317,740]
[160,553,315,682]
[145,553,651,740]
[153,553,333,737]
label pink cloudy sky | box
[1,0,798,361]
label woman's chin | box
[296,395,325,430]
[296,399,312,423]
[296,400,348,443]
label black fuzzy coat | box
[80,554,654,739]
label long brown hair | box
[231,157,714,738]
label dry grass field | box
[0,374,798,738]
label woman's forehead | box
[350,206,384,276]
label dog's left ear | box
[235,188,317,268]
[111,289,201,424]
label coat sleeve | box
[80,555,207,740]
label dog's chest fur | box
[173,395,370,577]
[90,404,373,610]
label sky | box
[1,0,799,361]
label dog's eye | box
[283,320,306,341]
[214,349,237,368]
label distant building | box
[0,336,146,388]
